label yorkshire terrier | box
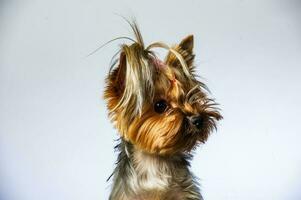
[104,21,222,200]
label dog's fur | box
[104,22,222,200]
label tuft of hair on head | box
[104,20,196,137]
[111,21,155,115]
[104,21,156,135]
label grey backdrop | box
[1,0,301,200]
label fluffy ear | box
[165,35,195,70]
[106,44,155,118]
[179,35,194,53]
[104,51,127,117]
[113,52,126,94]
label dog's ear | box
[113,52,126,94]
[165,35,195,70]
[106,44,155,117]
[179,35,194,53]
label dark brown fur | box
[104,21,222,199]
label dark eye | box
[154,99,168,114]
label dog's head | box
[104,23,222,155]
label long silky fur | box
[109,139,203,200]
[106,21,196,138]
[104,20,222,200]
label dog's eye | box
[154,99,168,114]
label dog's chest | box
[131,150,173,192]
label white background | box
[1,0,301,199]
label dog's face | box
[105,34,222,155]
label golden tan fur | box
[104,21,222,199]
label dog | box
[104,21,222,200]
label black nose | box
[190,116,204,129]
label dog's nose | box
[190,116,204,129]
